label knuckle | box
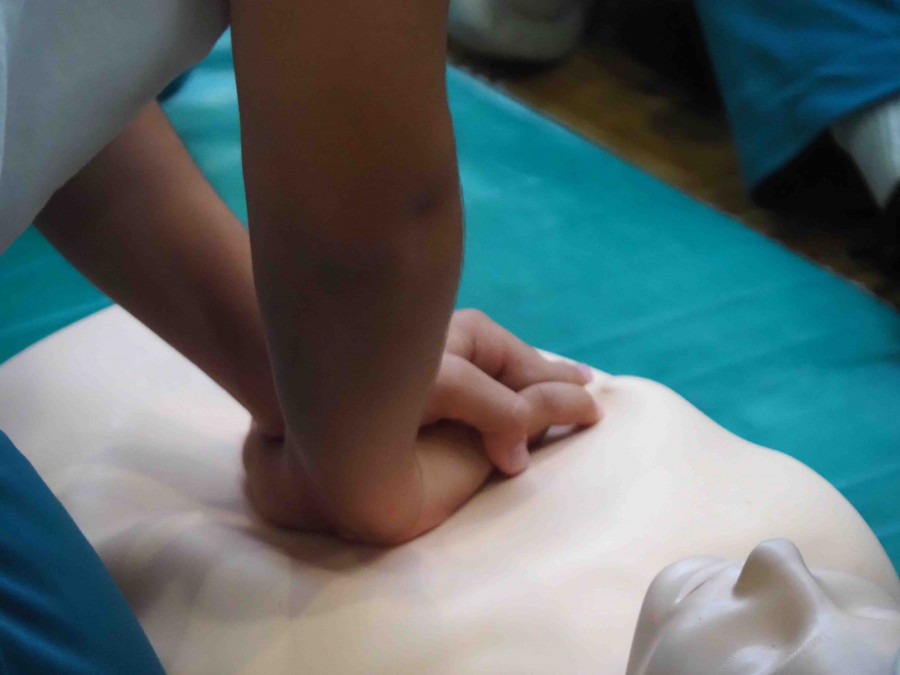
[529,383,579,422]
[542,356,572,378]
[562,361,585,382]
[444,333,465,354]
[436,356,464,390]
[506,396,531,431]
[447,351,468,373]
[528,384,554,412]
[454,308,488,330]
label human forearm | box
[36,103,283,435]
[250,190,464,542]
[231,0,467,542]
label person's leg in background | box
[693,0,900,272]
[832,92,900,270]
[448,0,900,272]
[0,430,163,673]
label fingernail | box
[509,441,529,474]
[577,363,594,383]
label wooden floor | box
[449,7,900,307]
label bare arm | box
[38,5,599,545]
[230,0,464,542]
[36,103,284,436]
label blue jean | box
[695,0,900,188]
[0,431,163,674]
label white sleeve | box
[0,0,228,254]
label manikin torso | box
[0,306,896,674]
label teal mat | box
[2,33,899,566]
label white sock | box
[505,0,583,21]
[832,93,900,208]
[448,0,588,62]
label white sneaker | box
[448,0,591,62]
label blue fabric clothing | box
[0,430,163,674]
[694,0,900,188]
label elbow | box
[349,181,464,257]
[292,170,463,249]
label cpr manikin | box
[627,539,900,674]
[0,306,897,674]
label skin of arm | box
[243,310,601,541]
[36,99,599,546]
[230,0,467,542]
[36,1,601,546]
[36,103,285,438]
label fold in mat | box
[1,32,898,565]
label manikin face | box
[626,540,900,674]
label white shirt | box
[0,0,227,254]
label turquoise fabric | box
[0,431,164,674]
[1,33,899,569]
[0,228,110,364]
[694,0,900,187]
